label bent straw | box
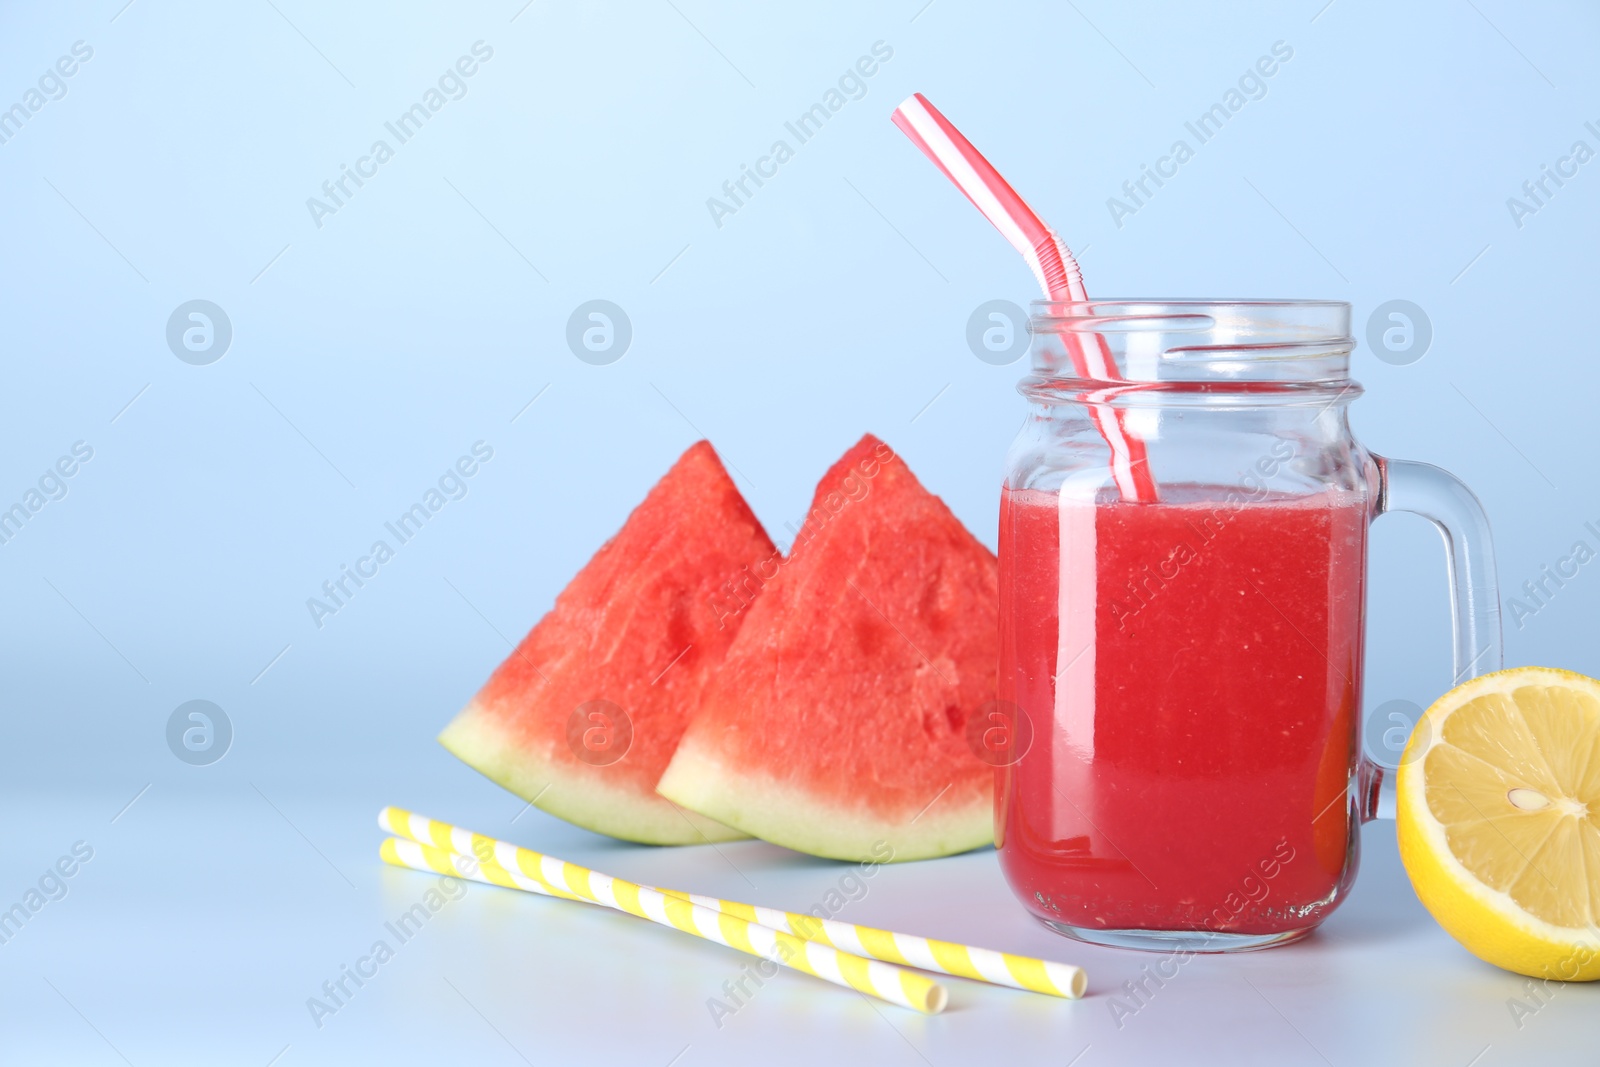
[380,806,1086,1000]
[377,829,946,1014]
[891,92,1157,503]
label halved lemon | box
[1397,666,1600,980]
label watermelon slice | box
[439,441,775,845]
[657,434,998,862]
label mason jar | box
[995,300,1501,951]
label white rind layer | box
[657,736,992,863]
[439,700,747,846]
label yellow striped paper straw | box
[377,827,945,1014]
[378,806,1085,1000]
[654,886,1086,1000]
[381,837,584,901]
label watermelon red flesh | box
[657,434,998,861]
[439,441,776,845]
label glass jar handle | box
[1360,456,1503,819]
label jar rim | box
[1022,298,1356,389]
[1030,298,1349,306]
[1029,298,1351,315]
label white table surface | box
[4,763,1593,1067]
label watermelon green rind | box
[440,701,747,844]
[657,434,999,862]
[658,740,993,861]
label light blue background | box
[2,1,1597,1063]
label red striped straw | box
[891,93,1157,502]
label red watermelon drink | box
[998,484,1368,944]
[994,298,1502,952]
